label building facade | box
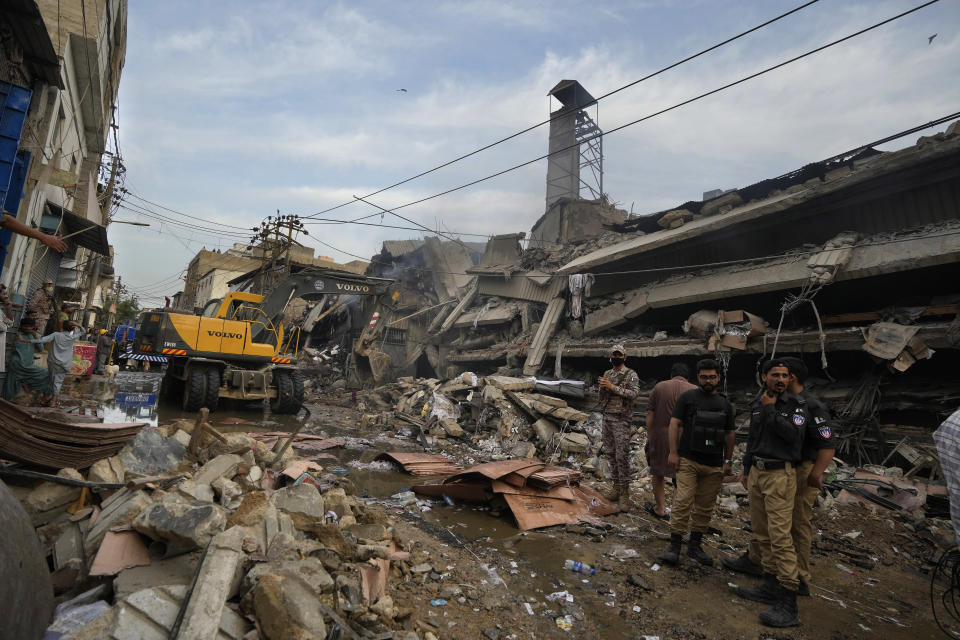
[0,0,127,329]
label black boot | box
[658,534,683,566]
[733,572,778,604]
[759,584,801,628]
[722,551,763,577]
[686,531,713,566]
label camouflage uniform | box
[27,288,55,336]
[599,365,640,488]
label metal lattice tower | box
[545,80,603,208]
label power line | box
[302,218,492,237]
[127,269,186,289]
[320,1,941,224]
[122,189,255,231]
[116,201,252,239]
[300,0,824,222]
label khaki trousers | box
[748,464,799,591]
[792,461,818,584]
[670,458,723,536]
[747,461,818,585]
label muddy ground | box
[72,374,948,639]
[259,398,946,639]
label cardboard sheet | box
[502,493,586,531]
[490,480,576,501]
[89,531,151,576]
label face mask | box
[44,286,53,294]
[610,356,625,366]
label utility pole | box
[83,156,120,326]
[250,213,306,295]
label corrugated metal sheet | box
[382,239,424,257]
[477,272,567,303]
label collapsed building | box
[343,117,960,470]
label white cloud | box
[114,0,960,287]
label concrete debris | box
[177,526,246,639]
[112,584,250,640]
[250,572,327,640]
[132,494,228,549]
[119,428,187,476]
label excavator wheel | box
[271,370,300,414]
[291,370,305,407]
[205,367,221,412]
[183,366,207,412]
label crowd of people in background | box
[0,274,122,405]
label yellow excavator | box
[133,269,393,413]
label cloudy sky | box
[111,0,959,303]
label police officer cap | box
[610,343,626,356]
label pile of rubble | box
[8,412,426,640]
[357,373,610,465]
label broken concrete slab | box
[178,526,246,639]
[176,478,216,503]
[700,191,743,217]
[84,489,151,552]
[205,432,257,458]
[273,483,324,529]
[194,453,243,486]
[132,496,227,549]
[437,417,465,437]
[322,487,354,519]
[244,558,334,596]
[483,375,536,391]
[111,584,250,640]
[24,467,83,517]
[584,290,649,335]
[87,457,124,484]
[554,432,591,453]
[119,428,187,476]
[251,572,327,640]
[344,523,390,543]
[523,296,566,376]
[113,552,199,599]
[228,491,271,527]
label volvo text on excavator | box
[132,269,393,414]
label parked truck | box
[133,269,393,414]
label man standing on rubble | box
[659,359,735,567]
[32,320,83,404]
[27,278,57,336]
[598,343,640,511]
[733,358,812,628]
[724,357,835,597]
[645,362,696,518]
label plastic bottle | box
[564,559,596,574]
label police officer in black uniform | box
[734,358,811,628]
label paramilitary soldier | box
[659,358,735,566]
[724,357,835,597]
[598,343,640,511]
[734,358,817,627]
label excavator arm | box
[251,269,393,342]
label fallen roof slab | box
[583,223,960,334]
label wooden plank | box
[523,297,565,376]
